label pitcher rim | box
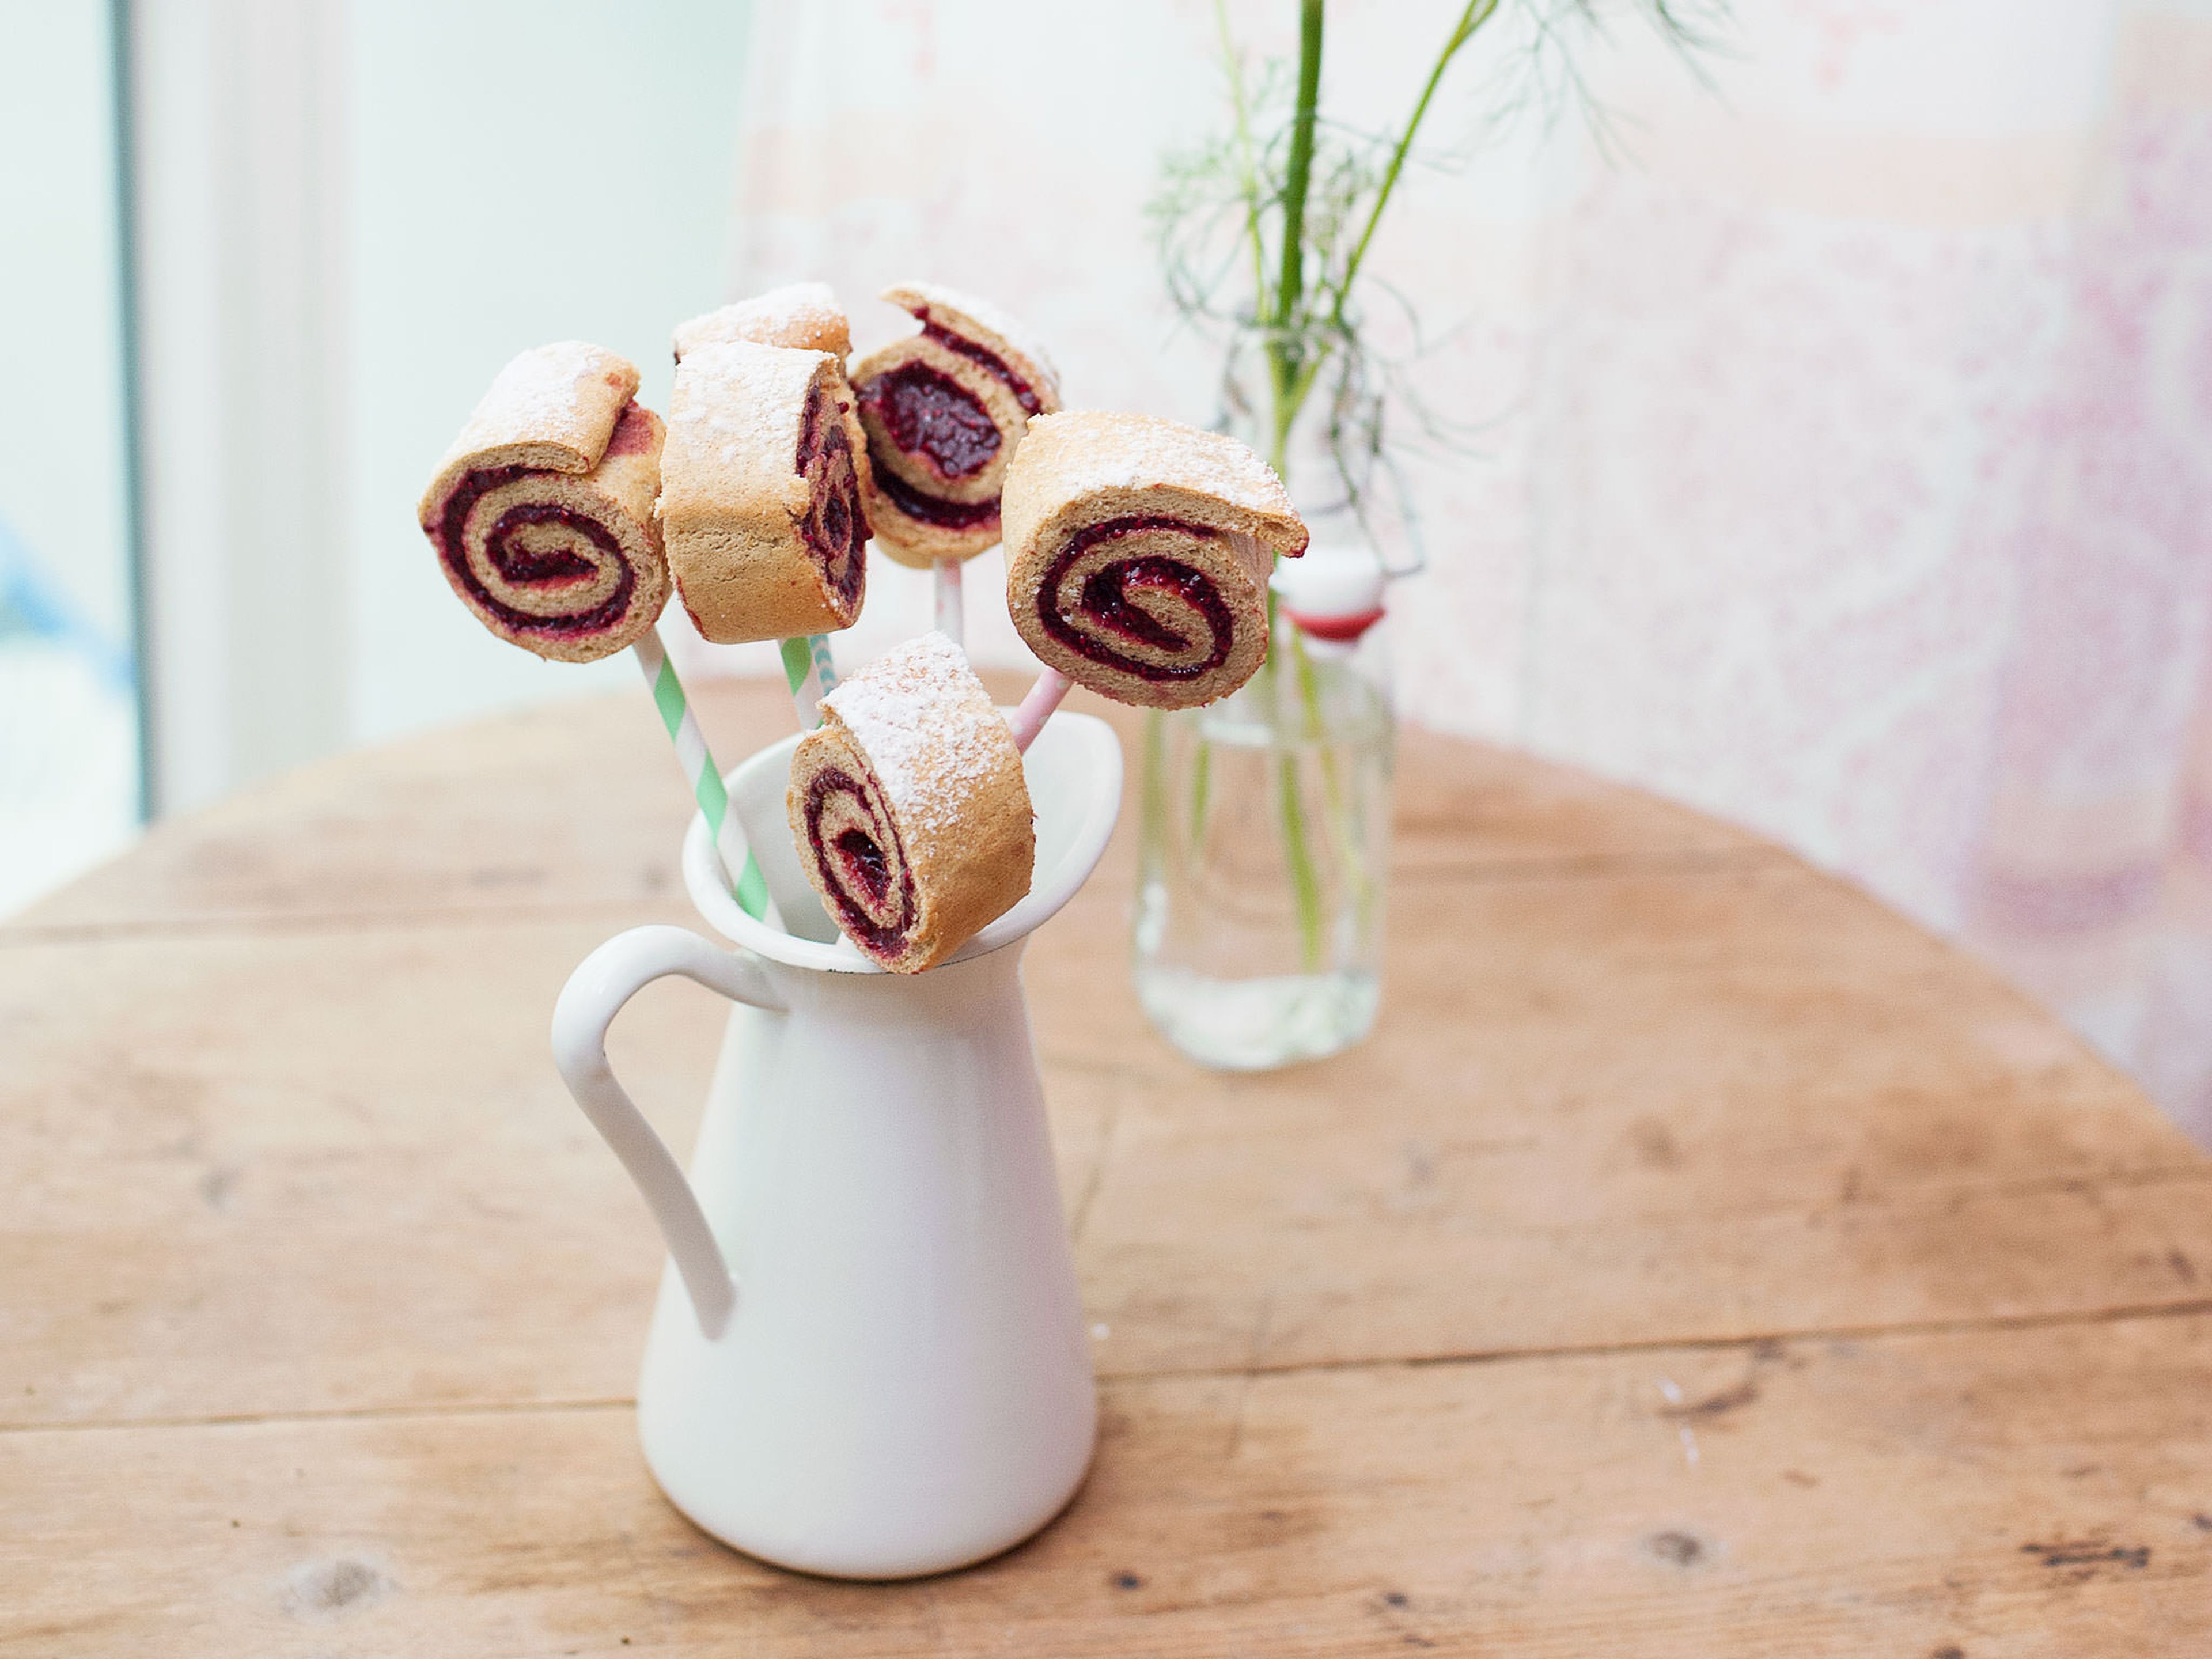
[681,707,1123,975]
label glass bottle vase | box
[1132,616,1395,1070]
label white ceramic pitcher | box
[550,710,1120,1581]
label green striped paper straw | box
[779,634,839,727]
[631,629,777,926]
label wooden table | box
[5,679,2210,1655]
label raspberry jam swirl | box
[796,383,867,610]
[429,402,657,648]
[919,317,1044,415]
[801,766,918,961]
[857,363,1005,531]
[1036,515,1240,685]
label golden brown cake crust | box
[416,342,642,525]
[658,342,872,645]
[1000,409,1308,562]
[785,632,1034,972]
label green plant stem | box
[1291,625,1343,811]
[1166,0,1675,1006]
[1267,0,1322,967]
[1188,737,1214,848]
[1277,748,1324,972]
[1290,622,1373,916]
[1141,706,1171,878]
[1327,0,1500,334]
[1269,0,1326,472]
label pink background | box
[703,1,2212,1142]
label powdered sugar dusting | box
[675,283,849,359]
[822,631,1012,834]
[671,342,821,468]
[1031,410,1296,521]
[480,340,629,431]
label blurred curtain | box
[723,0,2212,1143]
[116,1,756,817]
[0,0,142,912]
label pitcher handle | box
[551,925,786,1339]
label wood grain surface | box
[4,678,2209,1655]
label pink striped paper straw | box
[934,558,964,646]
[1006,666,1072,753]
